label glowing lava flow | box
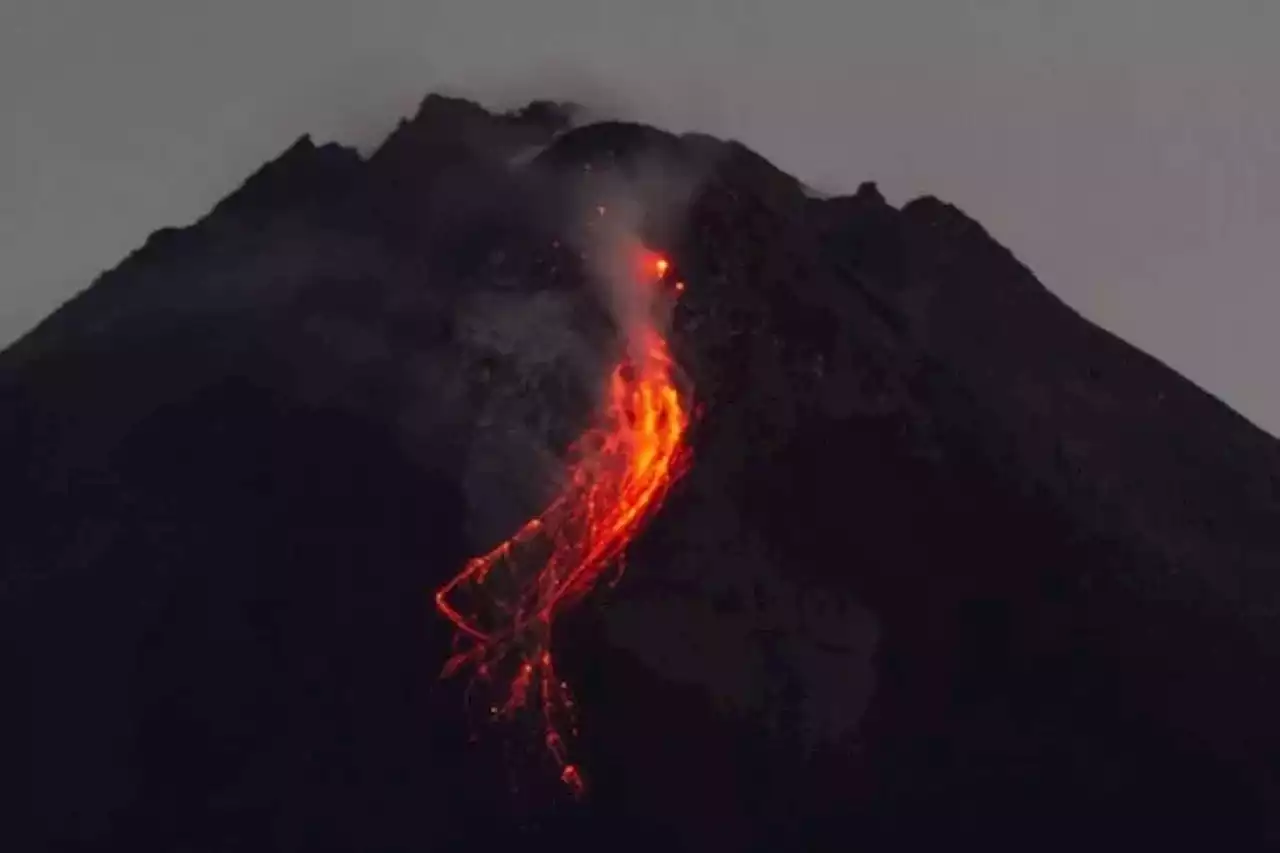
[435,250,691,797]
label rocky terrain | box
[2,94,1279,851]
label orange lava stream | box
[435,253,691,797]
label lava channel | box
[435,249,692,797]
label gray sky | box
[4,0,1278,434]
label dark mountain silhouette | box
[3,93,1279,851]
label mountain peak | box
[212,132,362,222]
[4,90,1280,850]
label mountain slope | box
[2,94,1278,851]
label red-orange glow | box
[435,245,693,797]
[561,764,584,797]
[631,249,674,290]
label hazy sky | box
[3,0,1277,433]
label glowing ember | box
[435,248,692,797]
[631,248,674,288]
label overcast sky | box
[3,0,1277,433]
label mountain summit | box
[3,94,1279,851]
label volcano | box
[3,94,1280,851]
